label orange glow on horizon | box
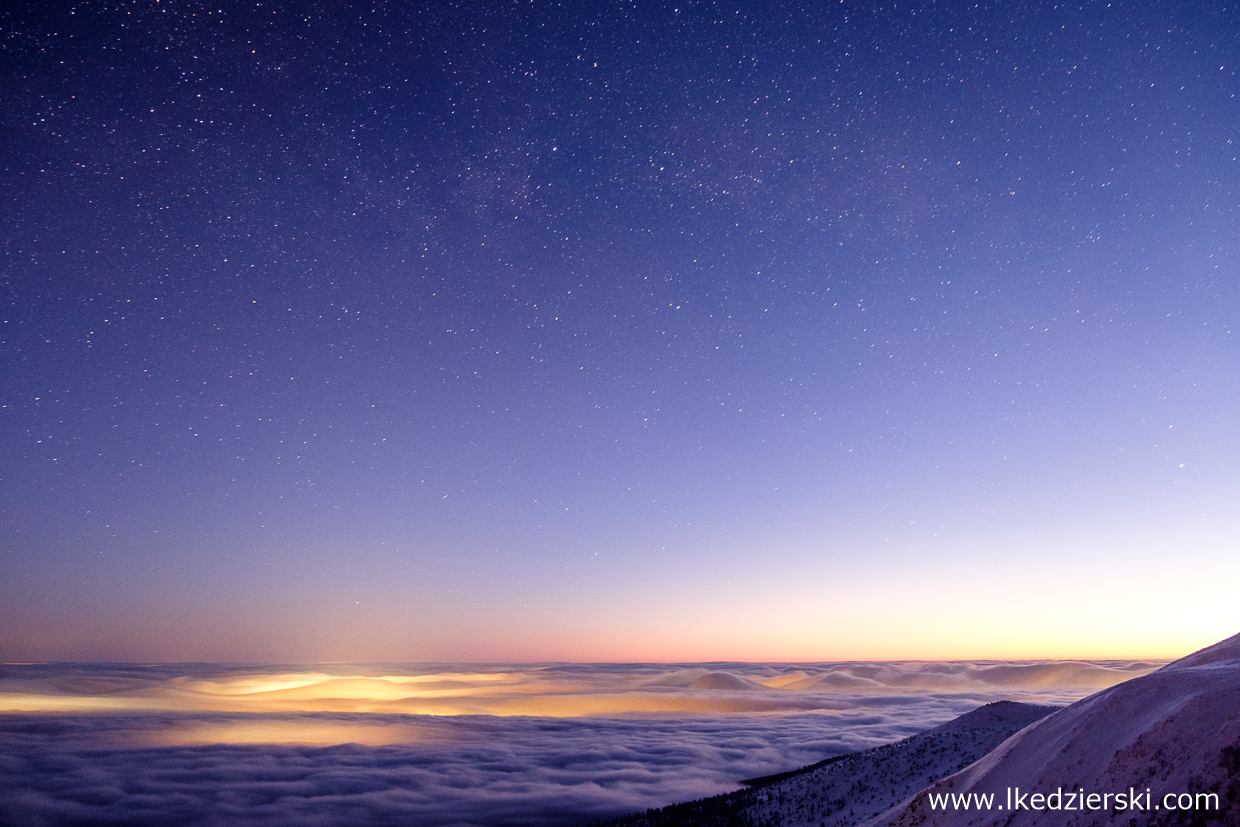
[136,720,437,747]
[0,660,1165,719]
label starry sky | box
[2,0,1238,663]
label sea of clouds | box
[0,660,1160,826]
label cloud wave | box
[0,660,1156,717]
[0,660,1161,826]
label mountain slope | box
[867,632,1240,827]
[604,701,1058,827]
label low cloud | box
[0,660,1160,825]
[0,660,1156,717]
[1,714,896,826]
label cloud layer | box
[0,660,1156,716]
[0,661,1160,826]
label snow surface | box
[867,631,1240,827]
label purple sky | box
[2,0,1238,661]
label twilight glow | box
[2,0,1238,662]
[0,661,1158,718]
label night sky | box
[3,0,1238,663]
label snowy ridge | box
[603,701,1057,827]
[867,632,1240,827]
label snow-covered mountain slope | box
[867,632,1240,827]
[605,701,1057,827]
